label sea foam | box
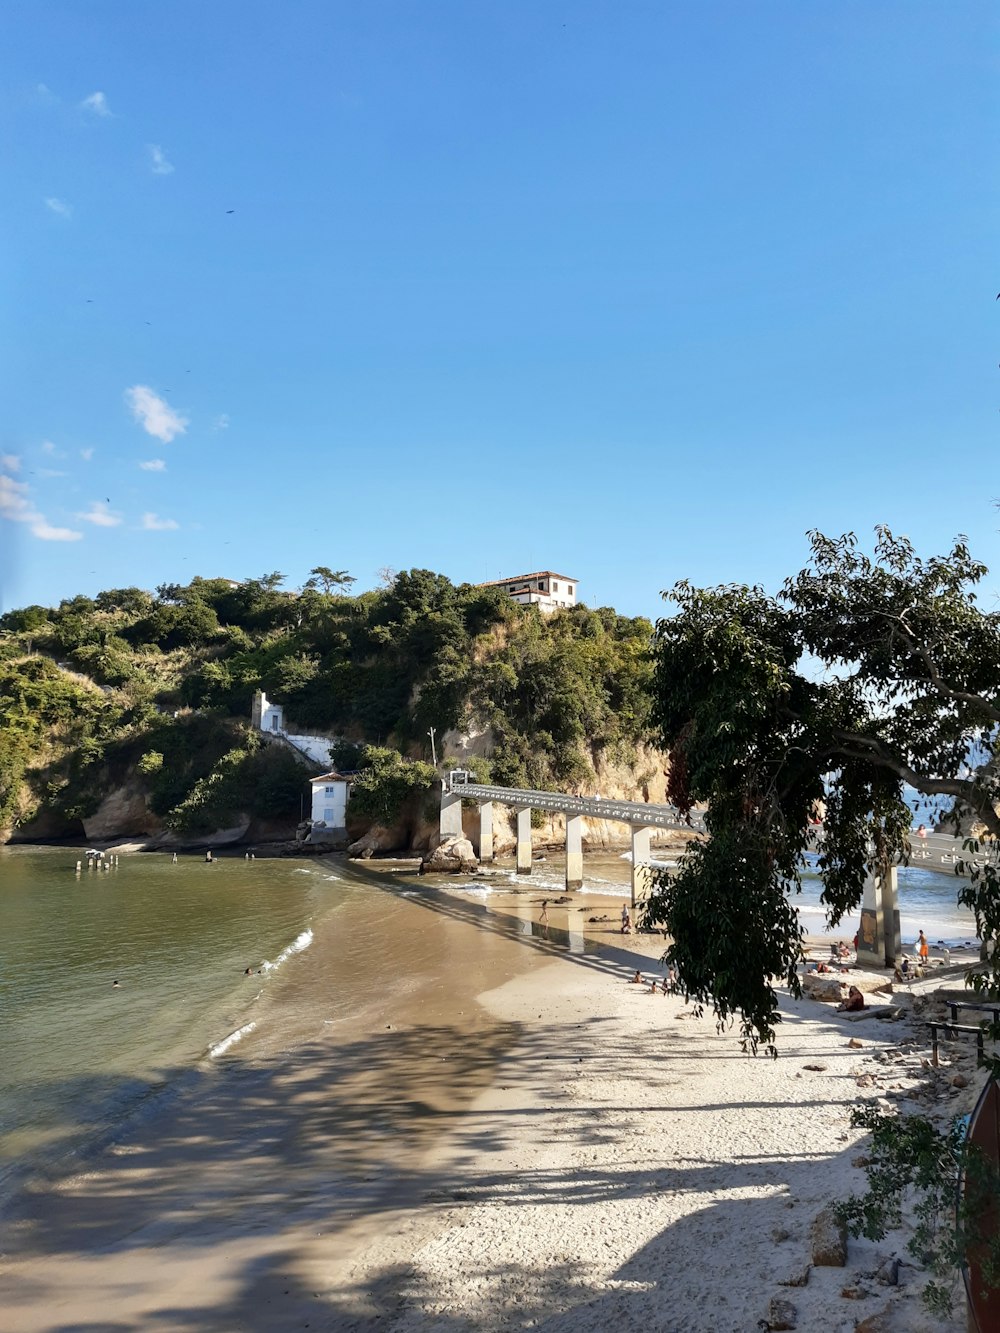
[259,927,314,972]
[209,1021,256,1058]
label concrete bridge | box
[441,771,992,970]
[440,770,702,903]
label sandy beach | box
[0,878,981,1332]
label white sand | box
[333,940,971,1332]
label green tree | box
[304,566,356,595]
[645,528,1000,1053]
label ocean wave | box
[259,927,314,972]
[208,1021,256,1058]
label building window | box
[552,581,558,591]
[567,585,574,596]
[537,579,545,590]
[325,786,335,795]
[508,585,515,592]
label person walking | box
[918,929,929,963]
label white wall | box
[311,781,350,830]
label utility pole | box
[428,726,438,767]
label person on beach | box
[918,930,929,963]
[917,824,928,839]
[630,970,643,984]
[837,985,865,1012]
[666,965,678,993]
[540,900,549,925]
[621,903,631,934]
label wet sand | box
[0,870,976,1332]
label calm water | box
[0,848,340,1183]
[0,841,980,1198]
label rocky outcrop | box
[152,817,251,849]
[348,823,409,859]
[421,834,478,873]
[83,784,162,842]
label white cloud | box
[32,520,83,542]
[139,458,166,471]
[77,500,122,527]
[147,144,174,175]
[1,453,21,472]
[0,474,33,521]
[80,91,111,117]
[142,512,179,531]
[45,197,72,218]
[0,473,83,541]
[214,413,230,431]
[80,447,94,461]
[40,440,66,457]
[124,385,188,443]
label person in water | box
[244,967,252,976]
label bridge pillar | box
[516,807,533,876]
[631,826,655,909]
[565,815,583,891]
[439,782,464,840]
[856,866,900,969]
[478,802,494,863]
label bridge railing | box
[445,772,702,833]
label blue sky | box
[1,1,996,619]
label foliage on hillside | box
[0,570,654,837]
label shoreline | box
[0,877,984,1332]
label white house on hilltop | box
[479,570,578,614]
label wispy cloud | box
[142,512,179,531]
[139,458,166,471]
[77,500,123,528]
[38,468,69,479]
[80,91,111,117]
[0,474,83,541]
[147,144,174,175]
[45,196,72,218]
[1,453,21,472]
[32,520,84,542]
[124,385,188,443]
[80,447,94,462]
[41,440,66,458]
[213,413,230,431]
[36,83,58,102]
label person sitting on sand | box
[837,941,851,960]
[630,970,643,984]
[648,976,659,993]
[837,985,865,1012]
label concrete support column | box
[856,866,900,969]
[439,782,464,840]
[631,826,654,909]
[478,802,494,863]
[565,815,583,892]
[516,807,533,876]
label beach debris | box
[775,1263,810,1287]
[875,1256,900,1286]
[802,1063,827,1071]
[951,1072,969,1088]
[765,1296,798,1329]
[853,1306,895,1333]
[840,1284,870,1299]
[847,1038,864,1048]
[810,1205,848,1266]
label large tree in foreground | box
[643,527,1000,1053]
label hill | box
[0,570,660,847]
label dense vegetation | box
[644,528,1000,1054]
[0,569,654,838]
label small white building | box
[251,689,285,734]
[309,772,353,835]
[480,570,578,614]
